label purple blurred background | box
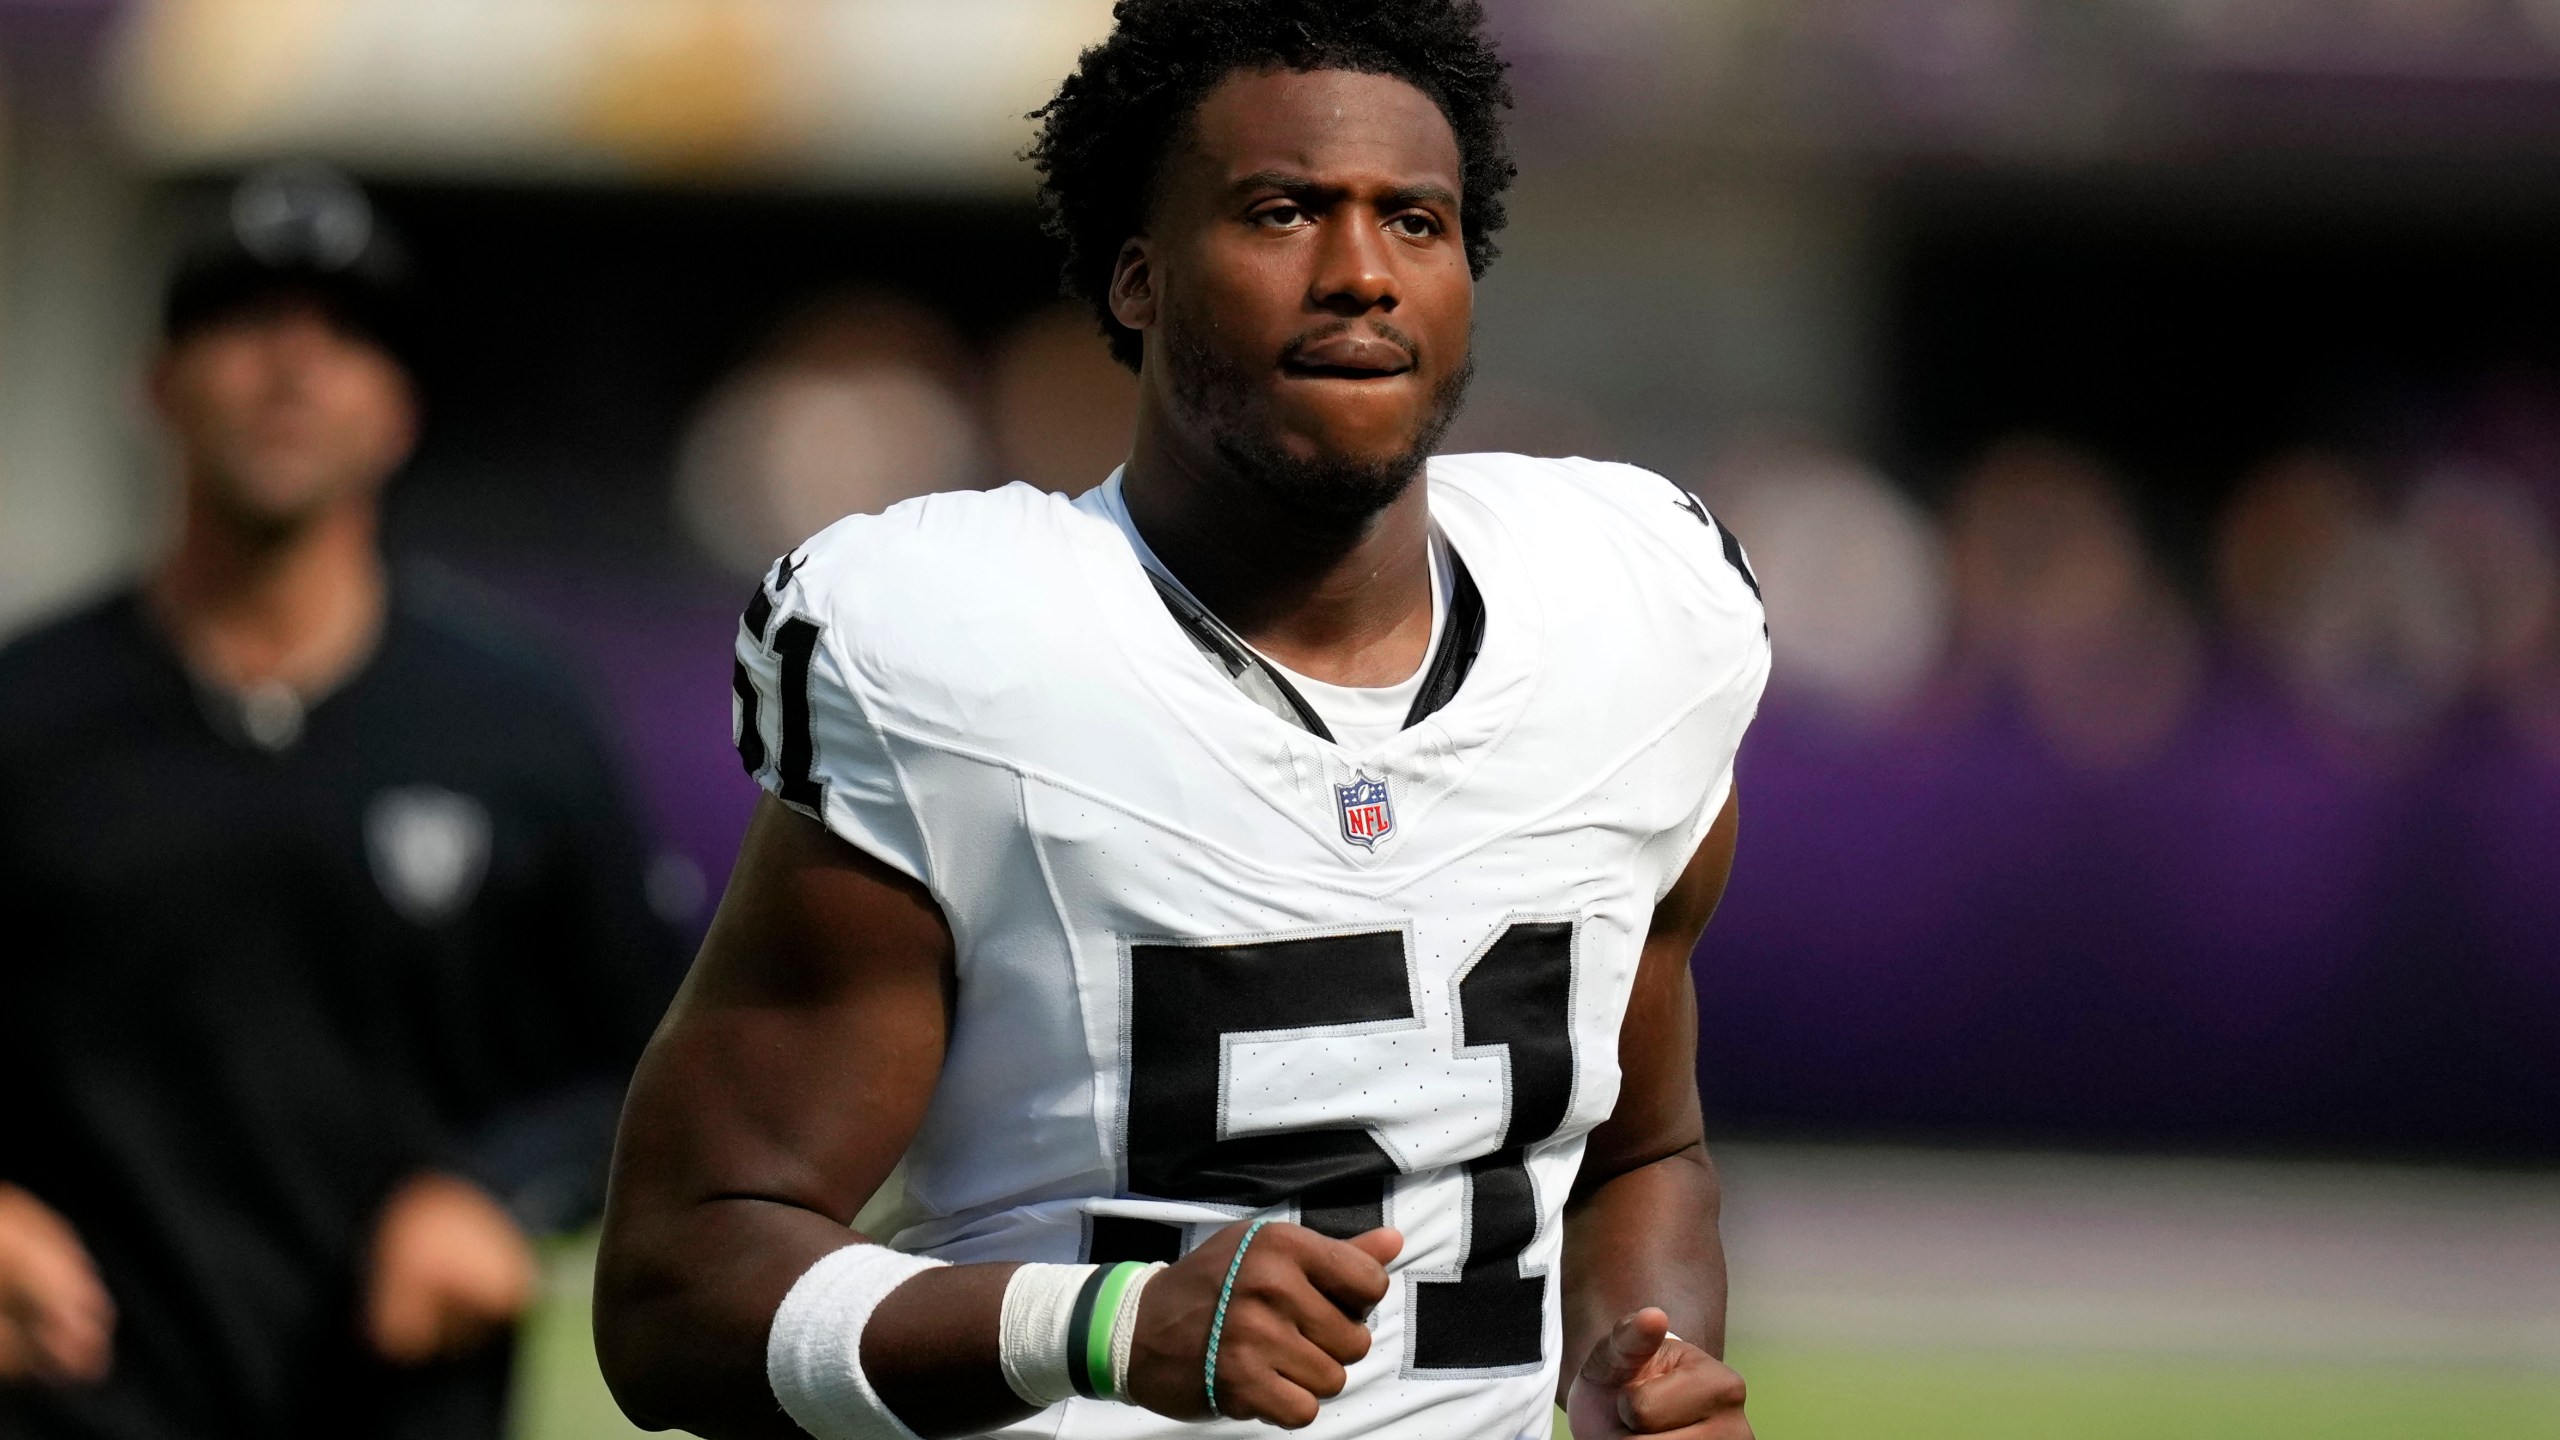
[7,0,2560,1163]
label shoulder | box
[0,590,136,678]
[1434,456,1767,853]
[762,483,1119,697]
[730,487,1115,879]
[1429,452,1766,636]
[784,483,1101,608]
[0,591,157,737]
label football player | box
[596,3,1768,1438]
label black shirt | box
[0,574,680,1440]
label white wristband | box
[766,1243,949,1440]
[996,1263,1093,1407]
[996,1259,1169,1409]
[1108,1263,1164,1400]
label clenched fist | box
[1567,1308,1751,1440]
[1122,1219,1401,1430]
[364,1173,537,1366]
[0,1184,114,1386]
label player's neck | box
[147,492,387,699]
[1121,431,1434,689]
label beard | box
[194,451,362,547]
[1166,318,1474,528]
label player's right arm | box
[594,795,1397,1439]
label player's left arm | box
[1558,786,1752,1439]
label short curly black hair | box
[1027,0,1516,370]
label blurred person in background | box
[988,304,1139,496]
[2215,450,2472,754]
[2403,463,2560,747]
[0,165,678,1440]
[1703,439,1950,724]
[1945,437,2203,769]
[676,291,989,576]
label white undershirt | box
[1091,471,1450,750]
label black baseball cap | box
[162,162,419,367]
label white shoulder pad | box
[1431,453,1770,873]
[730,485,1078,887]
[1431,452,1768,641]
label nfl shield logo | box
[1334,773,1395,850]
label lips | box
[1281,331,1415,380]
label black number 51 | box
[1106,921,1575,1374]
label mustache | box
[1279,320,1421,369]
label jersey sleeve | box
[1543,457,1769,890]
[1681,475,1763,816]
[732,545,935,888]
[1676,491,1765,886]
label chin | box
[1168,328,1472,524]
[1277,418,1427,469]
[205,472,350,534]
[1214,422,1434,526]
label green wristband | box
[1079,1261,1146,1401]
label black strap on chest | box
[1400,548,1484,729]
[1146,545,1485,743]
[1146,572,1338,740]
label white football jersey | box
[731,453,1769,1440]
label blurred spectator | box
[0,167,678,1440]
[1946,437,2203,768]
[1705,439,1950,721]
[987,303,1136,495]
[2215,451,2471,749]
[2507,632,2560,763]
[2406,461,2560,763]
[675,290,987,573]
[2212,451,2370,660]
[2404,463,2560,723]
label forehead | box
[1171,67,1462,198]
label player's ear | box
[1108,237,1157,334]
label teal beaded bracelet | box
[1203,1217,1272,1416]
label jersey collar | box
[1092,469,1487,744]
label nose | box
[1309,210,1398,317]
[264,318,337,392]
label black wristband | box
[1063,1262,1113,1400]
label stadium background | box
[3,0,2558,1435]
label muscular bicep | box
[595,797,957,1432]
[1574,787,1740,1196]
[611,794,955,1225]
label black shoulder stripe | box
[741,550,807,645]
[1677,486,1714,529]
[1672,483,1767,636]
[1715,518,1763,604]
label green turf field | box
[514,1145,2560,1440]
[509,1236,2560,1440]
[1719,1346,2560,1440]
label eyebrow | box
[1229,170,1460,210]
